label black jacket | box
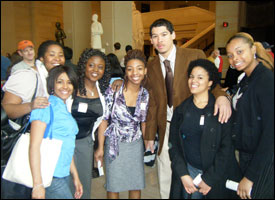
[169,93,240,199]
[232,63,274,198]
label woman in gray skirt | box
[95,49,149,199]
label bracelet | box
[32,183,44,191]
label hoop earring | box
[254,53,257,59]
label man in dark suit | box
[144,18,232,199]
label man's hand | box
[214,96,232,123]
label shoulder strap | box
[43,104,54,139]
[31,74,39,102]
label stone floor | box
[91,164,161,199]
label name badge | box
[78,102,88,113]
[200,115,205,125]
[140,103,146,110]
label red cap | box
[17,40,34,51]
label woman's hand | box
[111,80,123,91]
[237,177,253,199]
[181,175,198,194]
[73,177,83,199]
[32,185,45,199]
[198,180,211,195]
[94,148,104,167]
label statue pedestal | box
[95,48,105,53]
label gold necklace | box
[86,87,95,96]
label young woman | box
[68,48,111,199]
[226,32,274,199]
[1,40,65,199]
[29,65,83,199]
[95,49,149,199]
[169,59,239,199]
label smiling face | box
[150,26,175,58]
[188,66,212,95]
[85,55,105,83]
[125,59,147,86]
[54,72,74,102]
[40,44,65,71]
[226,38,256,74]
[18,46,35,63]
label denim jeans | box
[183,163,204,199]
[46,176,73,199]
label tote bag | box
[2,105,63,188]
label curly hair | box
[123,49,147,89]
[77,48,111,96]
[187,59,220,91]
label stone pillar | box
[1,1,16,54]
[101,1,132,58]
[63,1,91,64]
[215,1,240,78]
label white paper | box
[78,102,88,113]
[199,115,204,125]
[97,160,104,176]
[226,180,239,191]
[193,173,202,186]
[226,180,252,196]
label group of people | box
[1,17,274,200]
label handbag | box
[1,75,38,166]
[2,105,63,188]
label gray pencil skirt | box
[104,137,145,192]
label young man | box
[11,40,35,74]
[144,18,232,199]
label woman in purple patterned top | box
[95,49,149,199]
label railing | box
[141,6,215,56]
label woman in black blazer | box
[169,59,240,199]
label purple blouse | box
[103,83,149,160]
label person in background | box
[1,40,65,198]
[95,49,149,199]
[226,32,274,199]
[107,53,124,84]
[29,65,82,199]
[143,18,231,199]
[10,40,35,74]
[207,49,223,79]
[64,46,77,73]
[169,59,240,199]
[113,42,123,62]
[120,45,133,69]
[1,53,11,81]
[68,48,111,199]
[261,41,274,59]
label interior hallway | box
[91,164,161,199]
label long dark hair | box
[77,48,111,96]
[47,65,78,98]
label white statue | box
[132,2,144,50]
[91,14,103,49]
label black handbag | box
[1,75,38,166]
